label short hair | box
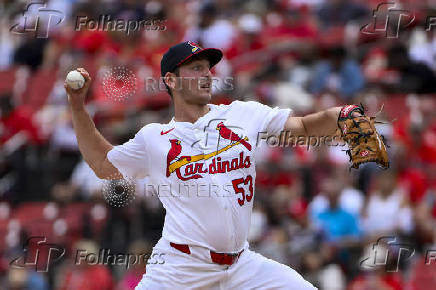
[165,67,179,98]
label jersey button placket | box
[221,175,235,247]
[229,199,237,249]
[194,129,206,152]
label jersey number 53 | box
[232,175,253,206]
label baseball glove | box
[337,104,389,169]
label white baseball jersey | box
[107,101,291,253]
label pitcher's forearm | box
[285,104,365,138]
[301,106,342,136]
[70,105,113,174]
[285,107,342,137]
[65,68,120,179]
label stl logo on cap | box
[188,41,201,52]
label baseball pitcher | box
[65,41,388,289]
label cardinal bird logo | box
[216,122,252,151]
[167,139,182,177]
[166,139,200,180]
[188,41,201,52]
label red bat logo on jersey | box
[216,122,252,151]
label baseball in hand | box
[65,70,85,90]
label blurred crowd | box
[1,0,436,289]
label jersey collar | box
[169,104,217,128]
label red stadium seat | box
[60,203,91,250]
[25,219,56,241]
[12,202,49,224]
[11,202,61,242]
[384,94,409,120]
[21,68,58,111]
[0,68,17,95]
[88,203,108,241]
[0,219,9,253]
[61,202,90,229]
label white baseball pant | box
[135,238,317,290]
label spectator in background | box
[409,30,436,73]
[309,169,364,222]
[0,94,41,146]
[415,97,436,165]
[49,109,81,198]
[386,44,436,94]
[13,36,48,71]
[349,268,403,290]
[310,46,365,99]
[317,0,369,29]
[71,159,103,200]
[0,94,44,200]
[287,207,321,273]
[406,224,436,290]
[116,240,152,290]
[184,2,235,51]
[225,14,264,65]
[337,168,364,219]
[57,239,113,290]
[261,7,318,45]
[313,178,361,244]
[70,2,111,55]
[257,185,295,265]
[363,171,413,238]
[1,268,48,290]
[415,164,436,242]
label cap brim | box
[176,48,223,69]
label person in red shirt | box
[58,239,113,290]
[349,270,403,290]
[0,94,42,146]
